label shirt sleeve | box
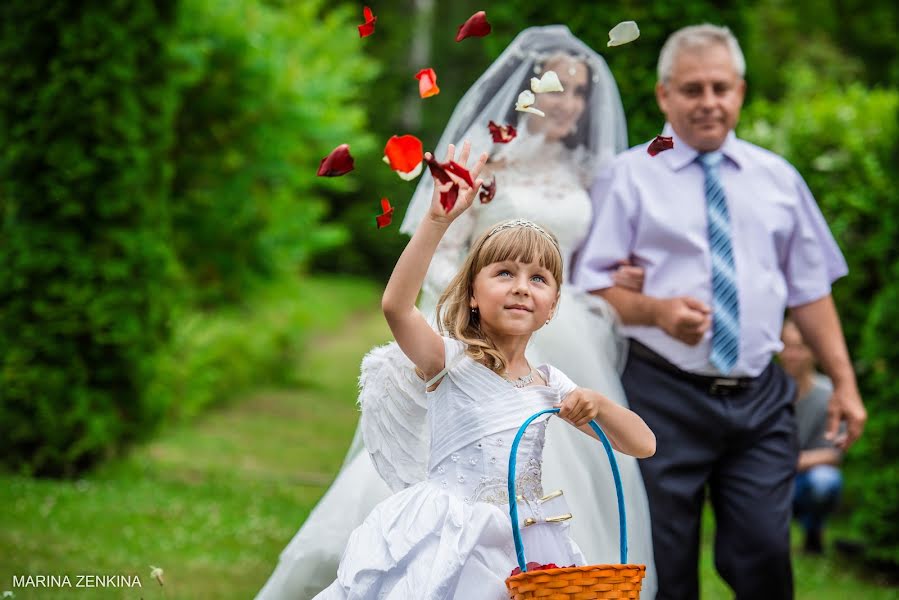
[548,365,579,400]
[572,159,637,292]
[782,168,849,307]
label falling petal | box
[479,178,496,203]
[514,90,545,117]
[530,71,564,93]
[317,144,354,176]
[396,161,423,181]
[384,134,424,178]
[358,6,376,38]
[415,68,440,98]
[376,198,394,228]
[488,121,517,143]
[647,135,674,156]
[425,155,459,212]
[608,21,640,47]
[455,11,492,42]
[444,161,474,187]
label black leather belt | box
[627,339,756,396]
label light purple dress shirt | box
[574,125,848,377]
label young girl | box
[314,143,655,599]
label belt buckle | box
[710,378,739,395]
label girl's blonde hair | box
[435,220,563,374]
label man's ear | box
[655,80,669,116]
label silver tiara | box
[486,219,558,246]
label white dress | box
[315,338,586,599]
[256,138,657,599]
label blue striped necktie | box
[699,151,740,374]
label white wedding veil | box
[400,25,628,234]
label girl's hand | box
[556,387,602,428]
[612,259,645,292]
[426,141,489,224]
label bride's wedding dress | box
[256,137,657,600]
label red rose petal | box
[317,144,355,177]
[647,135,674,157]
[415,68,440,98]
[444,161,474,187]
[425,155,459,213]
[375,197,394,229]
[358,6,376,37]
[479,178,496,204]
[488,120,517,143]
[455,11,492,42]
[384,135,424,173]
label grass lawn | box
[2,276,896,599]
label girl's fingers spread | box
[458,140,472,165]
[444,144,455,162]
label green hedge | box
[0,0,180,476]
[741,68,899,569]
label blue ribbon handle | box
[507,408,627,573]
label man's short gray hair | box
[657,24,746,83]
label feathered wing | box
[357,342,431,492]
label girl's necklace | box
[505,367,536,388]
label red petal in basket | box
[488,120,517,143]
[455,11,492,42]
[509,562,568,577]
[357,6,376,38]
[317,144,355,176]
[479,178,496,204]
[415,68,440,98]
[425,155,459,213]
[647,135,674,156]
[384,135,424,175]
[375,198,394,229]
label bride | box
[257,25,657,599]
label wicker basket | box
[504,408,646,599]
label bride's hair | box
[435,222,563,374]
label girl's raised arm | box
[381,142,488,381]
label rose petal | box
[396,161,423,181]
[479,178,496,204]
[514,90,545,117]
[358,6,376,38]
[647,135,674,156]
[444,161,474,187]
[317,144,354,176]
[608,21,640,47]
[455,10,491,42]
[488,121,517,143]
[530,71,564,93]
[425,155,459,212]
[415,68,440,98]
[376,197,394,229]
[384,134,424,174]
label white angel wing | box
[357,342,430,492]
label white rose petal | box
[530,71,564,93]
[608,21,640,47]
[514,90,545,117]
[396,161,423,181]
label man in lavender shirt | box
[574,24,867,600]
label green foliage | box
[0,0,180,476]
[169,0,378,304]
[741,69,899,569]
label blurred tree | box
[169,0,377,306]
[0,0,181,476]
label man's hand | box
[826,384,867,450]
[654,297,712,346]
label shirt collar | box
[657,123,744,171]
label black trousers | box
[622,347,798,600]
